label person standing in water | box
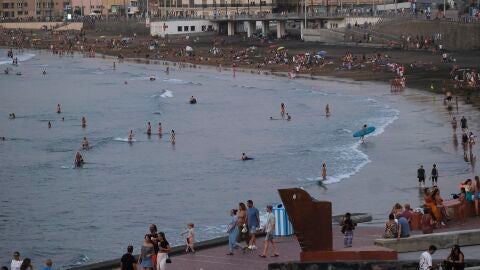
[460,116,468,132]
[452,117,457,131]
[48,121,52,128]
[418,165,426,188]
[360,124,367,142]
[431,164,438,187]
[81,116,87,128]
[57,104,61,114]
[321,162,327,180]
[170,130,176,144]
[325,104,330,117]
[158,122,162,136]
[75,151,84,167]
[280,103,285,118]
[82,137,90,150]
[286,113,292,121]
[128,130,134,143]
[146,122,152,136]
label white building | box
[150,19,216,37]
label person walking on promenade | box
[237,202,249,246]
[11,251,22,270]
[431,164,438,187]
[227,209,246,255]
[341,212,356,248]
[147,224,159,270]
[19,259,32,270]
[156,232,171,270]
[121,246,136,270]
[418,165,426,188]
[419,245,437,270]
[260,205,279,258]
[138,235,154,270]
[181,223,195,253]
[247,200,260,250]
[42,259,53,270]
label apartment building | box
[0,0,70,19]
[148,0,273,17]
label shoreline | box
[1,46,479,268]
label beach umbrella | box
[185,46,194,52]
[269,44,278,49]
[277,47,285,51]
[316,50,327,56]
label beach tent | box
[277,47,285,51]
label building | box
[150,19,215,36]
[0,0,69,19]
[147,0,274,18]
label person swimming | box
[43,69,47,75]
[165,67,169,75]
[9,113,16,119]
[158,122,162,136]
[149,75,156,81]
[171,129,176,144]
[280,103,285,118]
[82,137,90,150]
[147,121,152,135]
[325,104,330,117]
[128,130,134,143]
[75,151,84,167]
[286,113,292,121]
[48,121,52,128]
[189,96,197,104]
[57,104,61,114]
[124,81,128,84]
[241,153,253,161]
[81,116,87,128]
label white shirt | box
[419,251,432,270]
[265,212,275,234]
[11,259,23,270]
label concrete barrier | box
[374,229,480,252]
[268,260,480,270]
[0,22,83,31]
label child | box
[181,223,195,253]
[341,212,356,248]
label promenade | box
[147,218,480,270]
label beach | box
[0,46,479,269]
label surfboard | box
[353,126,376,138]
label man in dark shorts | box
[418,165,426,188]
[120,245,136,270]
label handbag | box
[166,254,172,264]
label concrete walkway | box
[146,225,384,270]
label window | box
[2,3,8,8]
[36,11,41,15]
[201,25,206,31]
[190,26,195,31]
[184,26,188,31]
[207,25,213,31]
[178,26,182,32]
[17,11,23,15]
[250,1,255,5]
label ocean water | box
[0,49,398,268]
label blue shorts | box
[249,226,257,234]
